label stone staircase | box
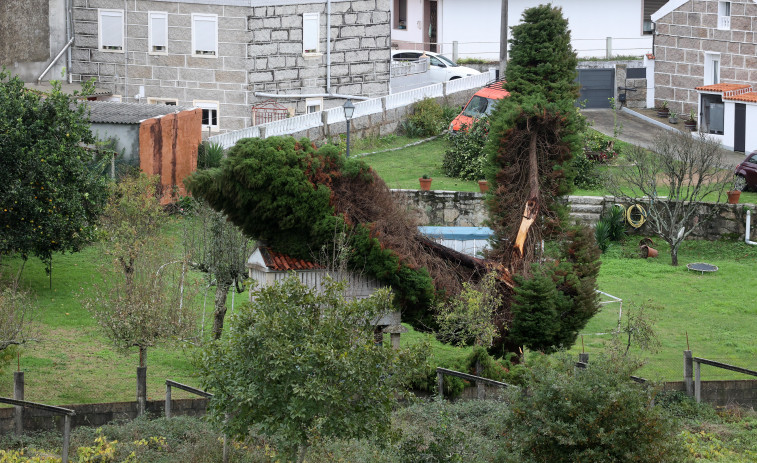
[566,195,605,226]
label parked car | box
[448,80,509,132]
[734,150,757,191]
[391,50,480,83]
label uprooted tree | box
[483,4,601,354]
[604,130,730,266]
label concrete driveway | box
[581,108,745,168]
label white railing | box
[718,15,731,30]
[447,70,496,94]
[390,58,430,77]
[209,72,490,147]
[261,111,323,137]
[385,83,444,109]
[210,125,261,149]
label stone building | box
[652,0,757,152]
[67,0,391,133]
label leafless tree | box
[0,280,36,355]
[183,200,251,340]
[605,130,730,265]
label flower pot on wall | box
[657,108,670,118]
[684,120,697,131]
[478,180,489,193]
[727,190,741,204]
[419,177,432,191]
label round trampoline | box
[686,262,718,274]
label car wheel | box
[734,175,747,192]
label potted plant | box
[727,176,742,204]
[656,100,670,118]
[419,174,432,191]
[668,111,678,124]
[684,109,697,131]
[478,180,489,193]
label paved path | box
[581,108,745,169]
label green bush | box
[442,117,490,181]
[594,220,611,253]
[197,141,225,169]
[572,151,603,189]
[501,354,686,463]
[407,98,446,137]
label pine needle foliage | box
[185,136,437,323]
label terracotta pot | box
[640,245,658,258]
[419,177,432,191]
[727,190,741,204]
[478,180,489,193]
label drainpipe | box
[746,209,757,245]
[36,38,74,84]
[326,0,332,93]
[65,0,73,83]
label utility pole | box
[499,0,508,79]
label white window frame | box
[194,100,220,131]
[147,97,178,106]
[148,11,168,55]
[306,97,323,114]
[718,2,731,30]
[98,9,124,52]
[192,13,218,58]
[704,53,721,86]
[302,12,320,55]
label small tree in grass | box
[605,130,730,265]
[84,174,195,415]
[200,275,427,463]
[0,280,35,371]
[183,199,251,340]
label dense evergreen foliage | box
[483,5,599,353]
[185,137,436,322]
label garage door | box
[576,69,615,109]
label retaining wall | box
[0,398,208,434]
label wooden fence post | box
[165,382,172,418]
[684,350,694,397]
[62,415,71,463]
[437,370,444,399]
[14,371,23,435]
[695,361,701,403]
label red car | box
[449,80,509,132]
[734,150,757,191]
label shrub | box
[501,354,686,463]
[407,98,446,137]
[572,151,603,189]
[594,219,611,253]
[197,141,225,169]
[442,117,489,180]
[583,130,619,163]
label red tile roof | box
[694,83,751,92]
[258,246,323,271]
[724,91,757,103]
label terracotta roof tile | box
[259,247,324,271]
[723,91,757,103]
[694,83,751,92]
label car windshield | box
[435,54,458,67]
[463,96,496,118]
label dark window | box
[627,68,647,79]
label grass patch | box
[362,137,479,192]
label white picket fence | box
[390,58,430,77]
[209,69,496,149]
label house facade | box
[66,0,391,133]
[391,0,666,60]
[652,0,757,151]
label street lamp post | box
[343,99,355,158]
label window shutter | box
[100,11,123,49]
[194,15,217,55]
[303,13,319,53]
[150,13,167,50]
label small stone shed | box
[83,101,202,198]
[246,245,405,348]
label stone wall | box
[396,189,756,242]
[70,0,391,132]
[653,0,757,115]
[0,398,208,434]
[664,380,757,409]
